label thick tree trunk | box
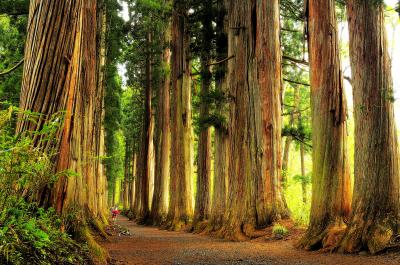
[166,0,193,231]
[208,0,229,232]
[17,0,107,220]
[193,0,213,230]
[220,0,288,241]
[337,1,400,254]
[96,0,108,222]
[150,20,171,226]
[137,32,153,223]
[17,2,107,257]
[136,32,153,223]
[297,0,352,251]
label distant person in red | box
[111,206,120,223]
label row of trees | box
[123,0,400,255]
[2,0,398,258]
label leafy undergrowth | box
[0,106,93,264]
[0,198,91,265]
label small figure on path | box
[111,205,120,223]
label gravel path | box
[100,216,400,265]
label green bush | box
[0,106,91,264]
[272,224,289,238]
[0,198,90,265]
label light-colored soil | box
[99,216,400,265]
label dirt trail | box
[99,216,400,265]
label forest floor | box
[99,216,400,265]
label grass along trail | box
[99,216,400,265]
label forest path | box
[100,216,400,265]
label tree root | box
[192,220,209,234]
[337,218,397,254]
[217,223,268,241]
[297,225,346,251]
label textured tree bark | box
[150,18,171,226]
[17,2,107,256]
[337,1,400,254]
[297,0,352,251]
[123,142,131,210]
[96,0,108,222]
[299,132,307,204]
[193,0,213,231]
[208,0,229,232]
[137,32,153,223]
[166,0,193,231]
[129,151,137,212]
[219,0,288,241]
[133,138,143,217]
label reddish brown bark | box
[297,0,352,251]
[17,0,107,223]
[337,1,400,254]
[150,21,171,225]
[166,0,193,231]
[193,0,213,230]
[137,37,153,223]
[219,0,288,241]
[208,0,229,232]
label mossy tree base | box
[337,216,399,254]
[297,223,347,251]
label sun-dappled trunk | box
[337,1,400,254]
[16,1,107,249]
[166,0,193,231]
[123,142,131,210]
[219,0,288,241]
[150,21,171,226]
[297,0,352,251]
[208,0,229,232]
[129,150,138,211]
[193,0,213,230]
[96,0,108,220]
[137,32,153,223]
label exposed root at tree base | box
[162,217,192,232]
[192,220,209,233]
[296,225,346,252]
[337,218,398,254]
[217,223,269,241]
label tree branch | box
[207,55,235,66]
[283,78,310,87]
[0,59,24,77]
[282,55,309,66]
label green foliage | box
[293,173,312,185]
[272,224,289,238]
[104,0,125,204]
[0,107,90,265]
[0,0,29,15]
[0,15,27,107]
[0,199,90,265]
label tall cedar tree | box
[150,1,172,225]
[220,0,288,241]
[297,0,352,250]
[166,0,194,230]
[208,0,229,232]
[193,0,213,229]
[17,0,107,224]
[337,0,400,254]
[136,31,153,223]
